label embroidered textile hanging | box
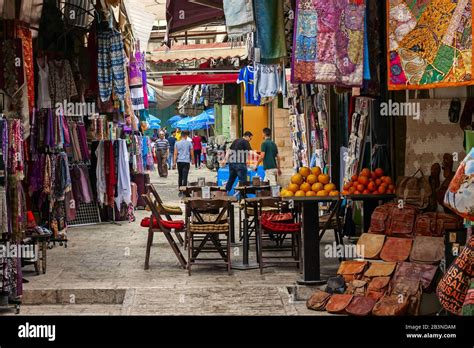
[388,0,474,90]
[292,0,367,87]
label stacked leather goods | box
[306,260,438,316]
[305,204,463,316]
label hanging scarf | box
[223,0,256,41]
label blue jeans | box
[226,163,247,193]
[168,152,174,168]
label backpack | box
[396,169,432,210]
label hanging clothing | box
[253,0,287,63]
[129,53,145,110]
[97,30,126,102]
[223,0,255,41]
[48,59,78,105]
[254,63,281,99]
[237,66,261,105]
[95,141,106,205]
[115,140,132,207]
[37,57,52,109]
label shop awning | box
[147,43,247,63]
[166,0,224,36]
[162,73,238,86]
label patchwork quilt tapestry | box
[291,0,367,87]
[388,0,474,90]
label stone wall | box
[272,99,295,184]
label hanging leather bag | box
[396,169,432,210]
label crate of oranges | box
[281,167,340,197]
[341,168,395,195]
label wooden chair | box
[186,199,232,275]
[147,184,185,246]
[319,198,345,261]
[142,194,187,270]
[255,197,301,274]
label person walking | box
[167,130,177,169]
[192,133,203,169]
[225,131,253,193]
[155,131,170,178]
[175,128,182,141]
[256,128,281,185]
[174,130,194,191]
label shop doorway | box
[242,105,268,150]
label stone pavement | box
[16,166,341,316]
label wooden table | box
[343,194,396,233]
[179,186,226,198]
[283,196,340,285]
[233,185,271,199]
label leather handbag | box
[387,205,419,238]
[396,169,432,210]
[325,294,354,314]
[306,290,331,311]
[356,233,385,259]
[346,279,367,296]
[380,237,413,262]
[337,261,368,282]
[364,262,396,278]
[367,277,391,301]
[390,277,423,315]
[392,262,438,291]
[437,236,473,315]
[346,296,376,316]
[409,236,444,264]
[325,276,346,294]
[368,204,394,235]
[372,295,409,316]
[415,212,463,237]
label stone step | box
[22,289,126,305]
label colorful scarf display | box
[388,0,474,90]
[292,0,367,87]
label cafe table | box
[233,185,272,199]
[179,185,226,198]
[343,194,396,233]
[282,196,340,285]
